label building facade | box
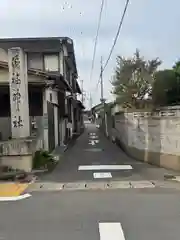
[0,37,84,171]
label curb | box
[0,181,33,202]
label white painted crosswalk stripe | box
[93,172,112,179]
[78,165,133,170]
[90,135,98,139]
[99,222,126,240]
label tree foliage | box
[152,62,180,106]
[112,49,161,107]
[173,60,180,73]
[152,69,177,106]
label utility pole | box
[89,93,93,122]
[89,92,93,109]
[100,56,104,103]
[81,79,84,104]
[100,56,108,136]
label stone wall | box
[0,137,43,172]
[0,116,44,141]
[112,106,180,171]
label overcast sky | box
[0,0,180,108]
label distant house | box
[0,37,84,171]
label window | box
[27,53,43,70]
[44,54,59,72]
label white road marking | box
[99,222,126,240]
[78,165,133,170]
[89,133,96,135]
[174,176,180,182]
[84,120,90,124]
[89,140,96,145]
[89,135,98,139]
[0,193,31,202]
[93,172,112,179]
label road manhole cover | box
[84,148,103,152]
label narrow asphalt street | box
[1,123,180,240]
[41,123,176,183]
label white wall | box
[114,108,180,156]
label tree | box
[112,49,161,107]
[173,60,180,73]
[152,68,180,106]
[173,60,180,103]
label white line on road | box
[89,140,96,145]
[99,222,126,240]
[93,172,112,179]
[0,193,31,202]
[78,165,133,170]
[89,135,98,139]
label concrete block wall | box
[107,107,180,171]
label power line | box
[89,0,105,84]
[94,0,130,94]
[102,0,130,73]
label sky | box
[0,0,180,109]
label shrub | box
[33,149,55,169]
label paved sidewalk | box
[0,182,29,197]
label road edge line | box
[0,193,31,202]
